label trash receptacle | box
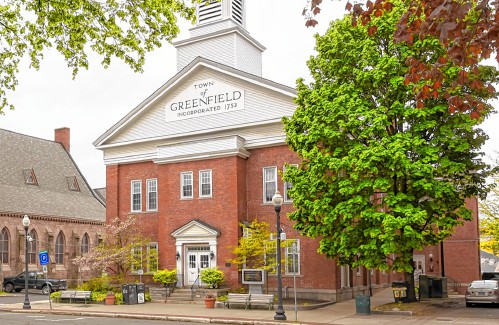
[392,281,408,303]
[136,283,145,304]
[419,275,429,300]
[355,295,371,315]
[122,284,138,305]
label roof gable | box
[94,57,296,148]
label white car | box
[465,280,499,307]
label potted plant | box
[105,291,116,305]
[200,267,225,289]
[204,293,216,308]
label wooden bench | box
[224,293,250,309]
[249,294,274,310]
[59,290,92,304]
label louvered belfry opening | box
[198,1,222,24]
[231,0,243,25]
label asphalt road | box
[0,312,209,325]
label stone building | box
[94,0,480,301]
[0,128,105,285]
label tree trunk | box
[404,270,418,302]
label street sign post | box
[39,251,49,266]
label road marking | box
[34,317,96,322]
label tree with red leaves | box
[302,0,498,118]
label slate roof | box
[0,128,105,222]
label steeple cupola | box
[173,0,265,76]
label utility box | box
[122,284,138,305]
[136,283,145,304]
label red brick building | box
[94,0,480,300]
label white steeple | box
[173,0,265,76]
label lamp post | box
[22,215,31,310]
[272,191,286,321]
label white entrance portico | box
[172,220,220,287]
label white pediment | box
[94,57,296,149]
[171,219,220,239]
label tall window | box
[263,167,277,203]
[0,227,9,264]
[285,240,300,275]
[147,242,159,274]
[146,179,158,211]
[199,170,212,197]
[55,232,65,264]
[284,164,298,202]
[131,180,142,212]
[28,229,37,264]
[181,172,193,199]
[264,240,277,274]
[131,245,143,273]
[81,233,90,255]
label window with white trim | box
[131,245,142,273]
[146,179,158,211]
[181,172,193,199]
[284,164,298,202]
[285,240,300,275]
[131,180,142,212]
[263,167,277,203]
[199,170,212,197]
[147,242,159,274]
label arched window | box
[0,227,9,264]
[81,233,90,255]
[28,229,37,264]
[55,232,65,264]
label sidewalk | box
[1,288,497,325]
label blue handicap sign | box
[39,250,49,265]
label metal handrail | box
[191,275,200,300]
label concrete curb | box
[0,307,318,325]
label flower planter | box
[105,295,116,305]
[204,297,216,308]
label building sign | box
[165,79,245,121]
[242,269,266,285]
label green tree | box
[480,169,499,254]
[0,0,196,113]
[284,0,498,302]
[229,220,271,270]
[228,219,293,274]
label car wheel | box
[4,283,14,293]
[41,285,51,295]
[466,302,472,307]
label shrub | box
[152,269,177,287]
[50,291,62,302]
[92,291,108,302]
[200,267,225,288]
[78,277,111,292]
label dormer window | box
[23,169,38,186]
[66,176,80,192]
